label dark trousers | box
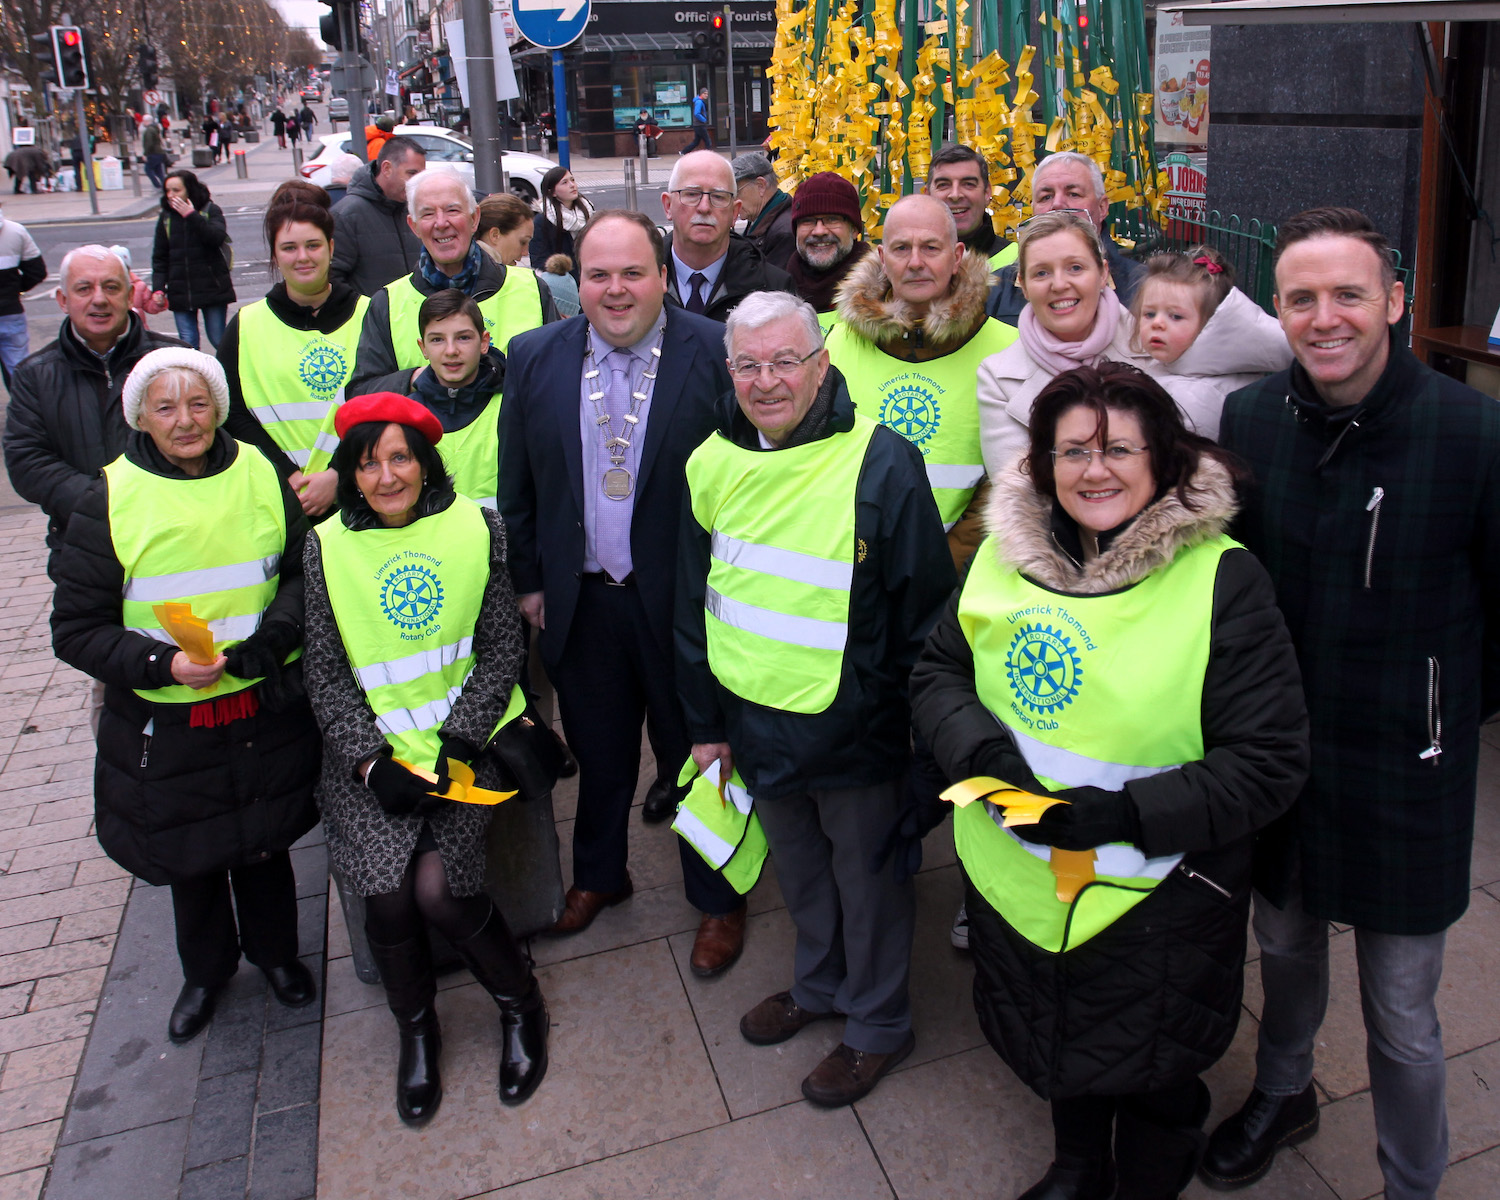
[686,121,713,152]
[549,575,739,915]
[169,852,300,986]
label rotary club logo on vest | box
[379,555,445,639]
[298,340,350,401]
[1005,622,1084,721]
[879,374,942,449]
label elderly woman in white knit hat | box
[51,347,322,1046]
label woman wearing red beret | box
[301,393,548,1125]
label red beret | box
[334,392,444,445]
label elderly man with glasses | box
[661,151,795,323]
[676,290,954,1108]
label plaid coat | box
[1221,342,1500,934]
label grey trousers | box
[755,778,915,1054]
[1252,879,1448,1200]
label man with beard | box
[783,173,872,326]
[924,144,1016,272]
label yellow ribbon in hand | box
[393,758,515,807]
[939,777,1096,902]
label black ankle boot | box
[367,934,443,1126]
[452,905,550,1106]
[1115,1080,1212,1200]
[1016,1154,1116,1200]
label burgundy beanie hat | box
[790,172,862,231]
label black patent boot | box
[453,905,550,1106]
[367,934,443,1126]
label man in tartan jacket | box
[1201,207,1500,1200]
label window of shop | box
[611,66,695,130]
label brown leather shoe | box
[800,1032,915,1107]
[546,877,633,936]
[739,990,839,1046]
[688,904,746,977]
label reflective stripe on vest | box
[318,497,523,765]
[384,268,547,372]
[671,761,768,894]
[952,530,1234,951]
[433,393,502,510]
[105,442,289,705]
[989,241,1019,271]
[824,317,1016,526]
[236,296,369,474]
[686,416,878,714]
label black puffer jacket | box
[662,231,796,323]
[910,459,1308,1099]
[50,430,319,885]
[676,368,956,796]
[2,315,183,572]
[331,165,423,296]
[151,201,236,312]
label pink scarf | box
[1018,287,1123,376]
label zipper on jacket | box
[1363,486,1384,589]
[140,718,154,769]
[1178,864,1231,899]
[1421,657,1443,765]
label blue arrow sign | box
[513,0,591,50]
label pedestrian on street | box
[677,291,955,1106]
[287,114,302,148]
[911,362,1309,1200]
[497,210,751,967]
[350,168,556,395]
[1202,207,1500,1200]
[3,245,182,580]
[202,115,221,164]
[4,144,50,193]
[140,116,168,188]
[0,203,45,387]
[528,166,591,279]
[330,136,427,296]
[299,104,316,140]
[302,392,549,1123]
[220,188,368,520]
[271,108,288,149]
[50,347,321,1047]
[151,169,236,349]
[685,86,713,153]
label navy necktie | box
[686,271,708,315]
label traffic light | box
[138,43,159,91]
[1077,10,1089,52]
[32,31,59,88]
[53,26,89,90]
[706,14,727,65]
[320,0,368,57]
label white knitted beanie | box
[121,347,230,430]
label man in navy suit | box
[499,210,748,975]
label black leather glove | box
[225,621,299,711]
[1012,785,1141,852]
[433,734,477,796]
[366,756,437,816]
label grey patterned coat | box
[303,504,526,897]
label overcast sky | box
[270,0,331,37]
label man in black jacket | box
[677,291,954,1108]
[331,136,426,296]
[924,142,1014,270]
[732,151,794,272]
[1203,208,1500,1200]
[3,245,182,578]
[661,151,795,323]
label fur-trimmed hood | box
[985,453,1238,594]
[833,245,993,355]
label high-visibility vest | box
[824,317,1016,528]
[685,415,878,715]
[989,242,1018,271]
[105,442,291,705]
[953,531,1235,952]
[318,496,524,766]
[383,267,548,371]
[236,295,370,474]
[671,760,768,895]
[435,394,501,510]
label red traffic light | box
[711,13,723,28]
[1077,13,1088,27]
[60,29,81,46]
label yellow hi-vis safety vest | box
[383,267,548,371]
[436,394,502,510]
[671,759,768,894]
[989,241,1019,271]
[106,442,291,705]
[954,531,1235,952]
[685,415,878,715]
[823,317,1016,529]
[318,496,524,766]
[235,295,370,475]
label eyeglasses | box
[671,187,736,210]
[1050,444,1149,468]
[728,349,820,381]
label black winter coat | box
[2,316,183,572]
[331,166,423,297]
[50,431,319,885]
[662,231,796,322]
[151,201,236,312]
[527,209,582,278]
[1221,341,1500,934]
[910,460,1308,1099]
[743,189,796,273]
[675,369,956,797]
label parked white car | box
[299,126,555,202]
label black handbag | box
[483,704,566,801]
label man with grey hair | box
[676,289,954,1108]
[732,151,794,270]
[351,167,557,394]
[662,151,794,322]
[985,149,1145,324]
[4,244,182,578]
